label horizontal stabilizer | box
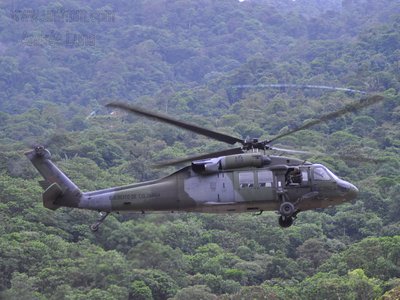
[43,182,63,210]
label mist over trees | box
[0,0,399,298]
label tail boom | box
[25,146,83,210]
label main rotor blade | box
[268,94,384,143]
[270,146,312,155]
[312,152,383,164]
[269,145,381,163]
[154,147,244,168]
[107,102,244,145]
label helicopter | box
[25,94,383,231]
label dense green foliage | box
[0,0,399,299]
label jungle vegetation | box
[0,0,399,299]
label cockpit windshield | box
[325,167,339,181]
[313,166,339,181]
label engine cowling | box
[192,153,271,174]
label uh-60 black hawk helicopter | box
[25,94,384,231]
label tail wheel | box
[90,224,99,232]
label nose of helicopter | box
[346,183,359,201]
[338,180,359,201]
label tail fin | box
[25,146,82,210]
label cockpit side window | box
[313,167,332,181]
[285,168,302,186]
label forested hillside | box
[0,0,399,299]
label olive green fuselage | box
[26,149,358,216]
[80,155,356,214]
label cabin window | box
[258,170,273,187]
[239,172,254,188]
[313,167,332,181]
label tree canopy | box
[0,0,399,298]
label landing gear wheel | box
[279,216,294,228]
[279,202,295,217]
[90,212,109,232]
[90,223,99,232]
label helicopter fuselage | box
[26,148,358,225]
[81,155,358,214]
